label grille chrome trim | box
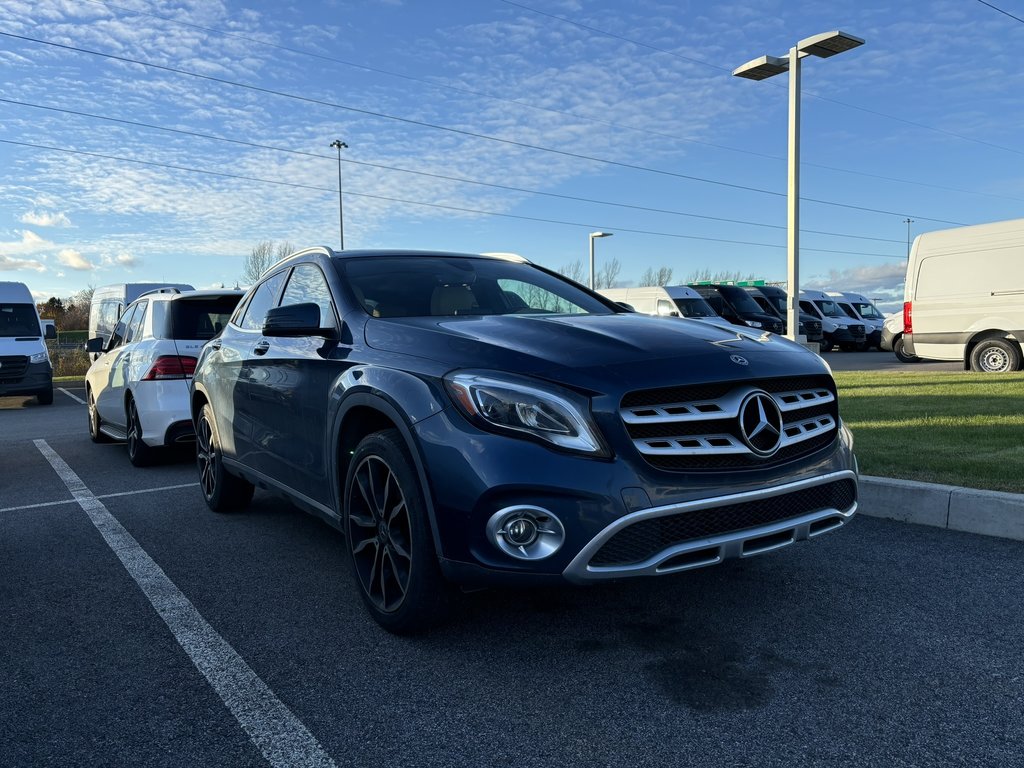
[620,385,833,425]
[563,470,857,583]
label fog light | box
[486,506,565,561]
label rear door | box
[95,302,143,428]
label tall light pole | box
[904,217,914,259]
[733,31,864,343]
[589,231,613,289]
[330,139,348,250]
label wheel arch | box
[964,330,1022,371]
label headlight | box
[29,351,49,364]
[745,320,763,328]
[444,371,608,456]
[836,324,848,330]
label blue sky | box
[1,0,1022,313]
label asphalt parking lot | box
[815,349,961,373]
[2,384,1022,767]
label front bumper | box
[0,360,52,397]
[414,407,858,586]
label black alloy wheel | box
[344,429,452,633]
[126,398,155,467]
[195,402,254,512]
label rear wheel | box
[970,338,1022,373]
[344,429,452,634]
[196,402,254,512]
[126,398,156,467]
[893,336,919,363]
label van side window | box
[240,271,288,331]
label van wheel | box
[344,429,453,634]
[126,397,156,467]
[196,403,254,512]
[820,339,834,353]
[893,336,919,363]
[37,387,53,405]
[970,339,1021,373]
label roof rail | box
[137,286,183,298]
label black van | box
[743,285,823,344]
[688,284,784,334]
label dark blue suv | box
[191,248,857,632]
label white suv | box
[85,289,243,466]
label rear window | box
[168,296,243,340]
[0,303,41,337]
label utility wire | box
[73,0,1020,203]
[0,138,906,258]
[0,97,908,245]
[0,30,967,226]
[499,0,1024,158]
[976,0,1024,24]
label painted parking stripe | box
[58,387,86,405]
[33,440,336,768]
[0,482,200,513]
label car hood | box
[364,314,830,391]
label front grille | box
[591,479,856,566]
[807,320,822,332]
[621,375,839,472]
[0,355,29,382]
[850,324,865,338]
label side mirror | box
[657,305,679,317]
[86,337,105,353]
[263,303,324,337]
[44,325,57,340]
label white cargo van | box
[0,281,57,404]
[89,283,193,359]
[903,218,1024,372]
[598,286,720,319]
[826,291,885,349]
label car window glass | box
[799,300,817,315]
[230,290,253,327]
[240,271,288,331]
[109,304,137,350]
[280,264,337,329]
[125,301,148,343]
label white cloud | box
[56,249,96,271]
[101,251,141,269]
[20,210,71,227]
[0,254,46,272]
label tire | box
[820,339,834,353]
[196,402,254,512]
[970,338,1022,373]
[344,429,453,634]
[37,386,53,405]
[87,388,112,443]
[839,344,857,352]
[893,336,919,364]
[125,397,157,467]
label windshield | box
[853,301,883,319]
[813,299,846,318]
[838,303,859,319]
[673,297,716,318]
[719,286,764,315]
[339,256,613,318]
[0,303,41,337]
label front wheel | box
[196,403,254,512]
[88,388,112,442]
[344,429,452,634]
[819,339,834,353]
[37,386,53,405]
[893,336,919,363]
[970,338,1022,373]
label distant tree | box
[242,240,296,285]
[685,268,757,284]
[595,257,622,289]
[638,266,674,286]
[38,297,66,322]
[557,259,586,284]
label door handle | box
[253,340,270,356]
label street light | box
[330,138,348,250]
[733,31,864,342]
[588,231,613,289]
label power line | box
[499,0,1024,158]
[0,97,909,245]
[0,31,969,226]
[0,138,906,258]
[976,0,1024,25]
[73,0,1019,203]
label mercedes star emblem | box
[729,354,748,366]
[738,391,783,457]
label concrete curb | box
[858,475,1024,542]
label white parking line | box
[33,440,336,768]
[0,482,200,513]
[58,387,86,405]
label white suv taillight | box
[142,355,198,380]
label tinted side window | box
[109,304,137,350]
[280,264,337,329]
[125,301,148,343]
[240,271,288,331]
